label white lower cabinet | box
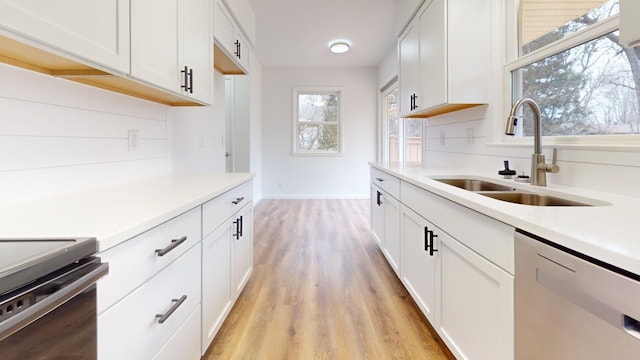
[201,181,254,355]
[233,204,253,297]
[371,166,515,359]
[201,218,233,354]
[370,185,384,247]
[98,243,202,360]
[370,182,401,274]
[438,233,513,360]
[153,305,202,360]
[400,205,437,324]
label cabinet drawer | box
[153,305,201,360]
[98,243,202,360]
[202,180,252,238]
[401,181,515,274]
[97,206,201,313]
[370,167,400,199]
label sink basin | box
[481,192,591,206]
[434,178,516,192]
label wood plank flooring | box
[204,199,454,359]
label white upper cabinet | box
[0,0,130,73]
[213,0,252,74]
[395,0,425,36]
[182,0,214,104]
[399,21,421,116]
[620,0,640,47]
[131,0,213,104]
[399,0,490,118]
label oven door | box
[0,257,108,360]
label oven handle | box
[0,261,108,342]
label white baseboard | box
[261,194,370,200]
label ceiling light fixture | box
[329,40,350,54]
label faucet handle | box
[539,148,560,173]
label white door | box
[181,0,213,103]
[400,206,438,323]
[201,220,233,354]
[232,205,253,297]
[398,22,420,116]
[438,234,514,360]
[383,194,401,274]
[0,0,130,72]
[370,185,385,248]
[419,0,447,109]
[131,0,180,93]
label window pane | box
[385,88,399,162]
[520,0,618,55]
[298,94,339,122]
[513,30,640,136]
[404,119,422,162]
[297,124,338,151]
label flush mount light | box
[329,40,350,54]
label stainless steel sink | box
[434,178,516,192]
[480,192,591,206]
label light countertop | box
[0,173,253,252]
[371,162,640,275]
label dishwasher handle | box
[0,260,108,342]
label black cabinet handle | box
[155,236,187,257]
[155,295,187,324]
[239,215,244,237]
[424,227,429,251]
[376,191,383,206]
[413,94,418,111]
[181,66,189,92]
[187,68,193,93]
[428,231,438,257]
[232,197,245,205]
[233,218,240,240]
[234,40,241,59]
[375,177,384,182]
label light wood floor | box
[204,199,454,359]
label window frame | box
[502,1,640,148]
[291,87,344,156]
[381,81,401,162]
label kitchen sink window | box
[381,83,422,162]
[292,88,342,155]
[506,0,640,141]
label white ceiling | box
[247,0,398,68]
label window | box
[507,0,640,139]
[293,88,342,155]
[383,86,399,161]
[381,84,423,162]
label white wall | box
[170,70,226,174]
[0,63,169,206]
[262,67,377,198]
[249,54,263,202]
[378,47,398,89]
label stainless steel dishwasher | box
[515,230,640,359]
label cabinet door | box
[153,305,201,360]
[182,0,214,104]
[214,0,234,53]
[419,0,446,110]
[233,29,250,72]
[399,21,420,116]
[370,185,384,248]
[233,204,253,297]
[383,193,401,274]
[201,220,233,355]
[400,206,437,323]
[438,234,514,360]
[0,0,129,73]
[131,0,180,92]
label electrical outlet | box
[466,128,474,144]
[440,131,445,146]
[127,129,138,152]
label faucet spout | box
[505,97,558,186]
[506,98,542,154]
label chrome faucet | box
[505,98,559,186]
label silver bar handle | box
[154,236,187,257]
[155,295,187,324]
[375,177,384,182]
[0,261,108,342]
